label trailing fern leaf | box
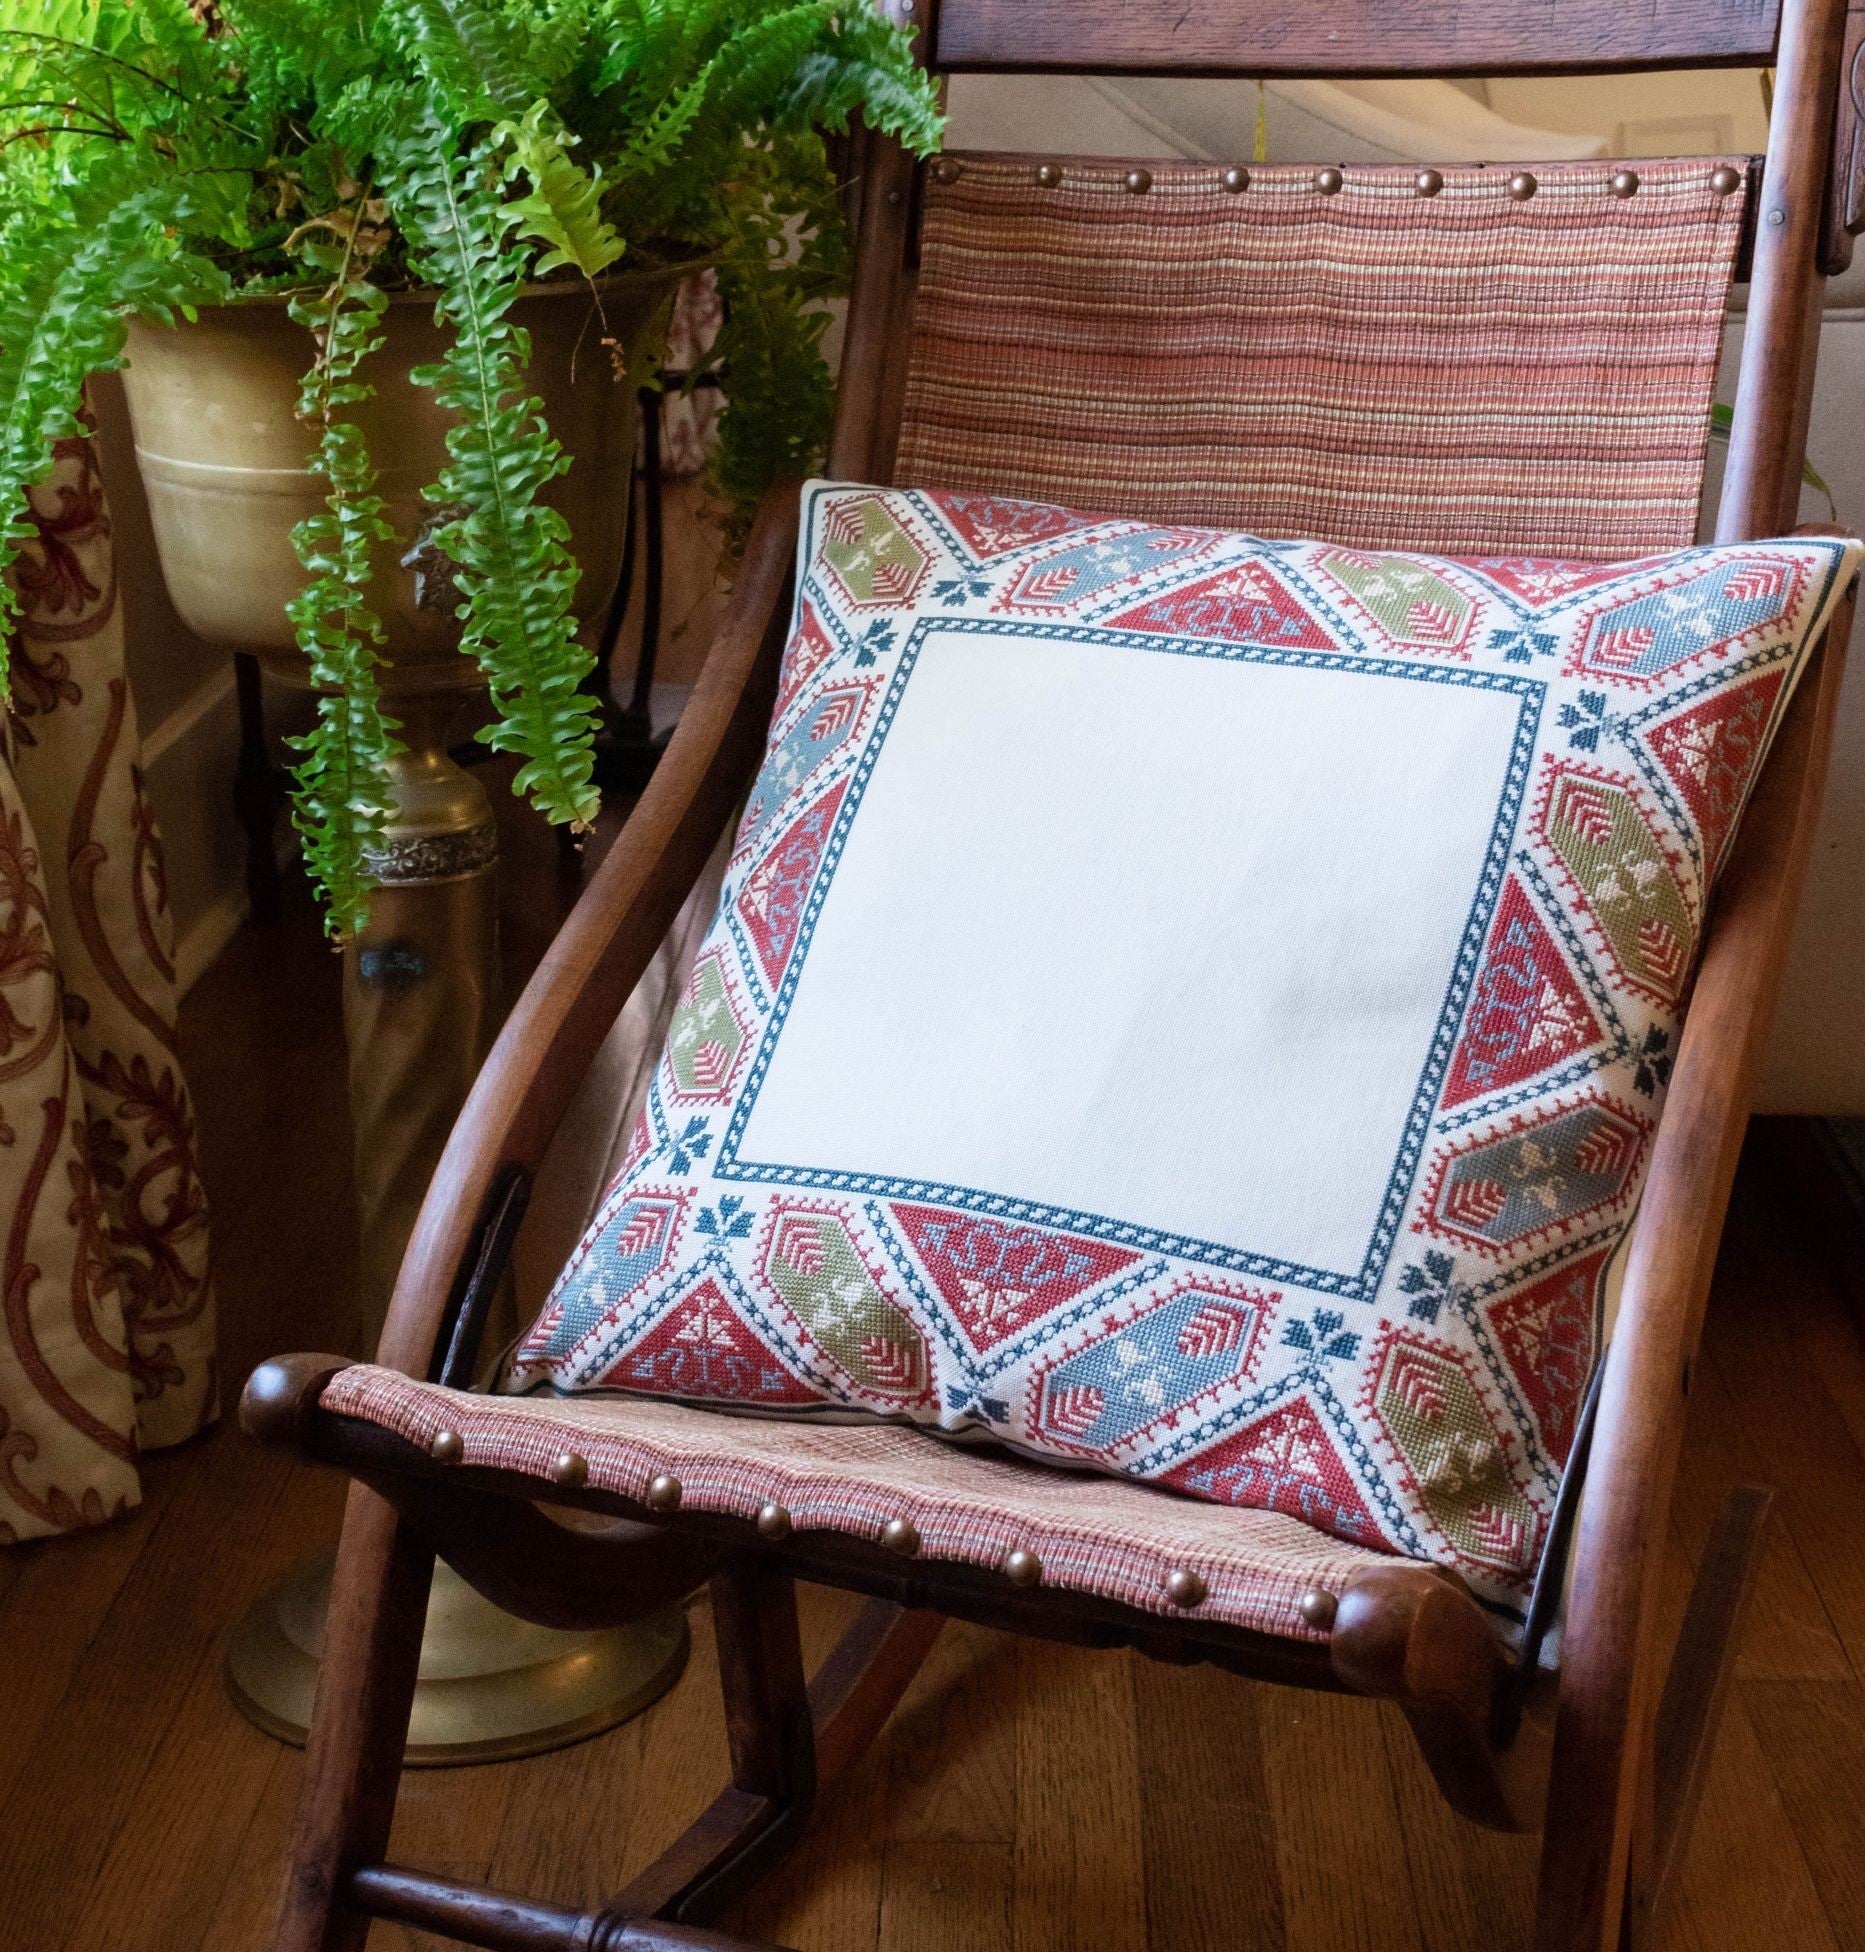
[284,232,400,938]
[380,108,601,829]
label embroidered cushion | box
[512,483,1859,1621]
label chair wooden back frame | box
[266,8,1860,1952]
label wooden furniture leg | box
[274,1485,435,1952]
[605,1565,815,1927]
[1622,1487,1775,1951]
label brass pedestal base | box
[227,1557,689,1766]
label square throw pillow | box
[510,482,1859,1619]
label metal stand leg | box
[591,388,673,798]
[232,650,284,925]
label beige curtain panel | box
[0,427,214,1542]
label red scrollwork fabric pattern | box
[0,427,214,1542]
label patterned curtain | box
[0,428,214,1543]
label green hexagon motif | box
[1318,547,1476,653]
[762,1208,932,1407]
[665,951,750,1101]
[1373,1333,1541,1572]
[819,493,931,607]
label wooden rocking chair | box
[242,3,1865,1947]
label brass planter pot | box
[121,279,640,671]
[120,282,691,1763]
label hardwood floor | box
[3,841,1864,1950]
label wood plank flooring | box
[3,843,1864,1950]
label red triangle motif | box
[1643,666,1786,874]
[887,1203,1142,1353]
[1483,1249,1605,1464]
[1100,561,1335,648]
[1456,556,1644,605]
[737,776,849,986]
[1443,875,1607,1109]
[1160,1398,1387,1548]
[928,489,1103,561]
[773,598,838,721]
[598,1276,821,1406]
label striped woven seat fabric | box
[894,154,1748,560]
[319,1363,1396,1642]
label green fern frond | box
[386,0,535,115]
[605,51,717,178]
[380,106,600,828]
[283,235,400,939]
[497,99,623,276]
[0,170,226,667]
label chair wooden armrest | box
[1540,560,1859,1952]
[371,479,800,1385]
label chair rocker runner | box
[242,3,1865,1948]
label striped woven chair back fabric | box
[893,155,1750,560]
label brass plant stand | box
[121,282,692,1761]
[227,1558,689,1767]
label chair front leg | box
[274,1484,434,1952]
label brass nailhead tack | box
[1165,1568,1208,1610]
[1710,164,1743,196]
[1125,167,1153,194]
[429,1429,464,1465]
[1221,165,1250,193]
[1003,1548,1043,1588]
[1298,1587,1339,1631]
[548,1451,588,1489]
[756,1501,793,1541]
[882,1516,921,1556]
[1315,166,1344,196]
[1507,171,1537,201]
[932,157,960,184]
[1035,162,1062,188]
[1610,169,1640,199]
[1414,168,1443,197]
[645,1472,683,1512]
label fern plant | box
[0,0,941,933]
